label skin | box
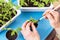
[21,5,60,40]
[21,21,40,40]
[43,5,60,34]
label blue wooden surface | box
[0,11,53,40]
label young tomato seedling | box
[0,0,20,27]
[19,0,57,7]
[2,27,22,40]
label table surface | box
[0,11,53,40]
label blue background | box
[0,0,53,40]
[0,11,53,40]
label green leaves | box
[42,0,49,4]
[33,1,39,5]
[11,30,16,36]
[2,28,12,30]
[19,0,58,7]
[31,0,36,2]
[16,27,22,32]
[29,17,38,23]
[20,0,25,6]
[38,3,44,7]
[2,27,22,36]
[11,27,22,36]
[0,0,5,3]
[20,0,28,6]
[0,0,18,27]
[0,20,5,24]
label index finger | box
[22,21,29,30]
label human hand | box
[43,10,60,34]
[43,10,60,29]
[21,21,40,40]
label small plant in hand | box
[0,0,20,27]
[19,0,57,7]
[28,17,38,31]
[2,27,22,40]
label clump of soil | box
[30,23,38,31]
[6,30,17,40]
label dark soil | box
[30,23,38,31]
[6,30,17,40]
[21,0,50,7]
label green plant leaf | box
[11,30,16,36]
[33,1,39,5]
[20,0,25,6]
[16,27,22,33]
[24,2,28,6]
[42,0,49,4]
[15,5,20,9]
[29,17,38,23]
[0,0,18,27]
[0,20,5,25]
[2,28,12,30]
[31,0,36,2]
[38,3,44,7]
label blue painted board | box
[0,11,53,40]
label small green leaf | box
[24,2,28,6]
[42,0,49,4]
[33,1,39,5]
[11,30,16,36]
[29,17,38,23]
[2,28,12,30]
[16,27,22,33]
[15,5,20,9]
[31,0,36,2]
[38,3,44,7]
[20,0,25,6]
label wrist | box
[55,28,60,35]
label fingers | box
[21,21,31,36]
[48,10,60,21]
[22,21,32,31]
[50,11,60,21]
[31,22,37,33]
[22,21,29,30]
[43,10,51,19]
[50,11,59,17]
[26,22,31,31]
[43,10,54,22]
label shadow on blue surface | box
[0,11,53,40]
